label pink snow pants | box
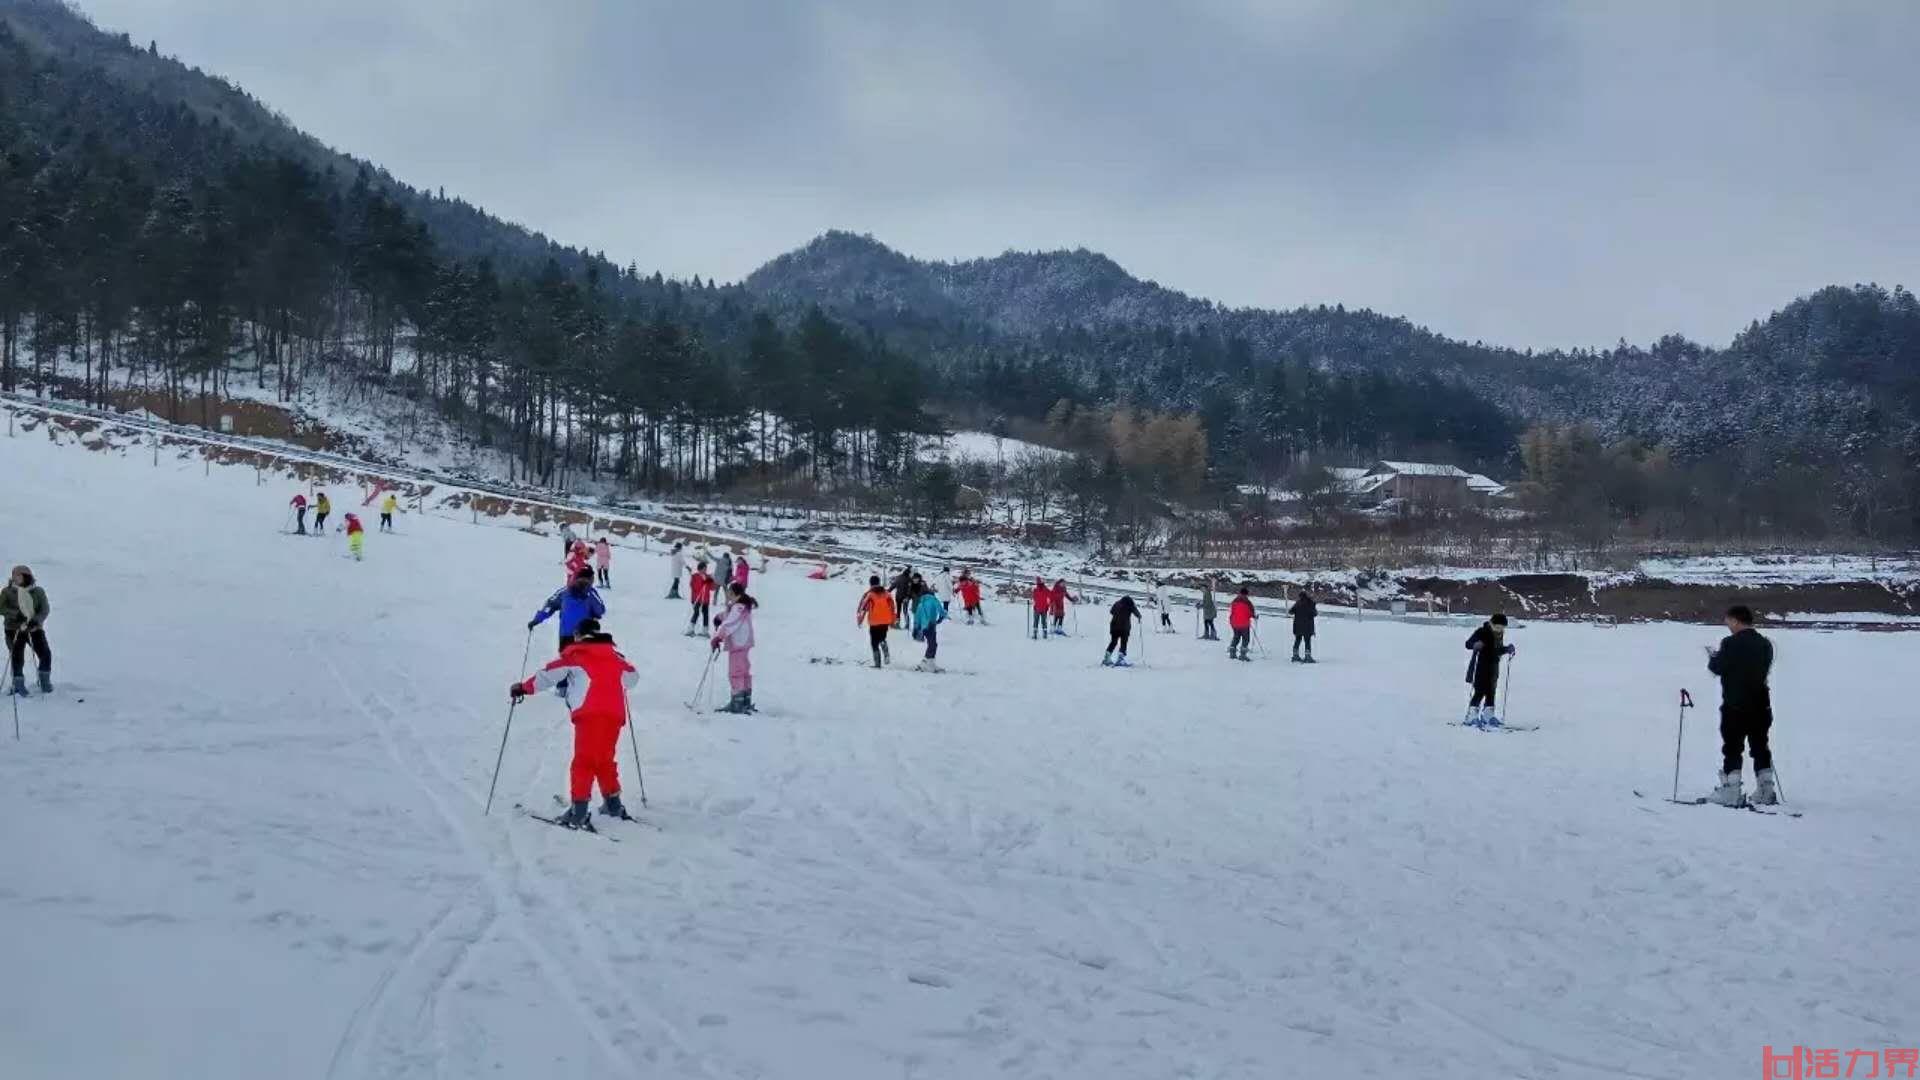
[727,648,752,693]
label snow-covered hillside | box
[2,421,1916,1079]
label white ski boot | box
[1751,768,1779,806]
[1708,769,1745,807]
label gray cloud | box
[79,0,1920,348]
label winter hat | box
[1490,613,1508,626]
[572,567,595,583]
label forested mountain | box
[3,0,1916,540]
[749,232,1920,536]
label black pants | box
[690,602,710,630]
[294,508,307,534]
[313,511,329,533]
[597,567,610,587]
[379,512,393,531]
[668,576,681,599]
[868,625,890,664]
[8,627,51,678]
[1721,706,1773,773]
[1293,633,1312,657]
[1159,612,1172,628]
[1469,680,1497,708]
[1203,618,1216,639]
[1032,610,1049,637]
[1107,627,1131,655]
[1230,628,1250,654]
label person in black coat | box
[1289,590,1318,662]
[1463,613,1514,725]
[1706,604,1777,805]
[1104,595,1142,666]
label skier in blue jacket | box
[911,585,949,673]
[530,568,607,650]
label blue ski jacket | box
[912,591,947,632]
[532,584,606,638]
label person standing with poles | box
[1199,577,1219,641]
[1050,579,1075,636]
[508,618,639,830]
[1103,594,1142,667]
[1150,576,1173,632]
[1227,587,1256,661]
[1289,589,1318,662]
[379,492,399,533]
[712,582,759,713]
[289,492,309,535]
[1029,578,1052,641]
[686,560,716,636]
[3,565,53,695]
[1463,613,1515,728]
[956,570,984,625]
[1706,604,1779,807]
[312,490,332,535]
[594,537,613,589]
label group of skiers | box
[858,572,950,671]
[4,564,53,696]
[288,489,401,561]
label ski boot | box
[1751,768,1779,806]
[37,667,51,694]
[1462,706,1486,728]
[1112,655,1130,668]
[720,691,751,714]
[1101,653,1114,667]
[741,691,756,713]
[1707,769,1745,807]
[1290,653,1301,663]
[8,674,25,696]
[557,800,595,830]
[1478,708,1502,729]
[599,794,633,821]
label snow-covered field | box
[2,425,1916,1080]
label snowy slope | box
[1,422,1916,1080]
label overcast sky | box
[79,0,1920,349]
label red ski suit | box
[957,578,982,608]
[1229,596,1256,631]
[519,638,639,803]
[1031,582,1053,612]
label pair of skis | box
[1632,790,1802,818]
[516,796,661,841]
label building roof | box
[1371,460,1472,478]
[1465,473,1507,494]
[1326,466,1371,481]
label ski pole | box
[484,628,535,816]
[1499,652,1516,723]
[687,647,719,710]
[1671,688,1693,801]
[1253,623,1268,658]
[8,627,20,740]
[621,685,647,808]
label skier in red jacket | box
[1227,587,1258,661]
[687,561,717,635]
[1030,578,1053,641]
[510,619,638,829]
[957,571,984,625]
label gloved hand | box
[526,619,539,631]
[1504,644,1517,657]
[508,682,527,701]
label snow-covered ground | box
[2,422,1917,1080]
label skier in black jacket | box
[1103,595,1143,667]
[1705,604,1777,806]
[1463,614,1513,727]
[1289,591,1318,662]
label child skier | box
[3,564,53,695]
[712,582,759,712]
[594,537,613,588]
[1290,589,1318,662]
[1227,587,1257,661]
[1463,613,1515,727]
[1104,594,1143,667]
[1050,579,1075,635]
[668,542,686,599]
[531,568,607,651]
[344,513,366,560]
[289,493,309,535]
[687,560,716,635]
[935,565,954,601]
[731,550,750,590]
[911,583,948,672]
[312,491,331,534]
[957,570,984,624]
[558,521,579,559]
[564,540,591,582]
[1030,578,1053,640]
[1706,604,1778,806]
[379,492,398,532]
[1199,578,1219,640]
[857,576,896,668]
[509,618,638,829]
[717,550,734,595]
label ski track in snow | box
[2,422,1918,1078]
